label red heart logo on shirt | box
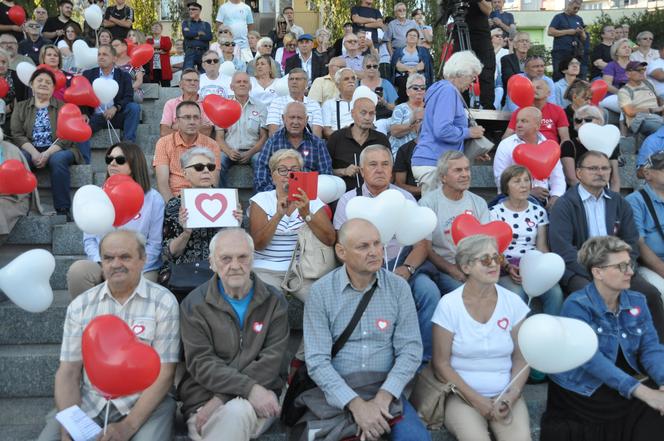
[376,319,389,331]
[253,322,264,333]
[629,307,641,317]
[131,324,145,336]
[497,317,509,330]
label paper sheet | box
[55,405,102,441]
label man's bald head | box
[515,106,542,138]
[338,218,379,246]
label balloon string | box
[106,120,113,145]
[107,120,121,144]
[527,297,532,308]
[494,363,530,404]
[384,245,388,270]
[392,247,403,272]
[103,399,110,435]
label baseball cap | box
[626,61,647,71]
[297,33,314,41]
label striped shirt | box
[265,95,323,130]
[304,266,422,409]
[250,189,325,271]
[60,278,180,418]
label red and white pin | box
[629,307,641,317]
[132,324,145,336]
[376,319,389,331]
[252,321,264,333]
[497,317,509,330]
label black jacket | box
[81,67,134,116]
[285,53,326,82]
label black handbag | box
[161,260,214,301]
[281,281,379,427]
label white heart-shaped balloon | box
[219,61,236,77]
[84,4,103,30]
[519,249,565,297]
[73,40,98,70]
[395,200,437,246]
[518,314,598,374]
[346,189,406,243]
[578,123,620,158]
[0,249,55,313]
[92,78,119,105]
[72,185,115,235]
[273,75,289,97]
[317,174,346,203]
[16,62,36,87]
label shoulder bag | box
[281,281,379,427]
[281,223,337,293]
[640,189,664,240]
[456,89,494,160]
[409,363,454,429]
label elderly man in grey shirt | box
[384,2,418,55]
[301,218,429,441]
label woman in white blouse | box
[250,55,280,108]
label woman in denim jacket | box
[540,236,664,441]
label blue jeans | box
[78,103,141,164]
[391,397,431,440]
[219,151,260,187]
[23,149,75,210]
[417,261,464,295]
[498,275,563,315]
[409,272,440,362]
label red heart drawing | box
[512,140,561,181]
[195,193,228,222]
[202,95,242,129]
[253,322,264,333]
[629,307,641,317]
[451,213,513,253]
[376,319,389,331]
[56,103,92,143]
[131,324,145,335]
[82,315,160,399]
[64,75,101,108]
[0,159,37,194]
[497,317,509,330]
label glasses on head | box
[203,58,220,64]
[574,117,594,124]
[365,64,379,69]
[222,42,236,47]
[471,253,504,267]
[185,163,216,172]
[275,165,301,176]
[599,261,634,274]
[408,85,426,91]
[105,155,126,165]
[579,165,612,173]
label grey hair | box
[610,38,630,60]
[513,32,531,43]
[436,150,467,179]
[99,230,147,259]
[180,147,215,169]
[289,67,309,81]
[455,235,498,269]
[268,148,304,173]
[575,104,605,125]
[334,67,356,84]
[282,100,307,116]
[406,73,426,88]
[362,53,379,66]
[209,227,255,256]
[232,71,251,83]
[202,49,218,59]
[578,236,631,275]
[359,144,393,167]
[637,30,653,41]
[517,106,543,123]
[315,28,331,38]
[219,36,234,45]
[443,51,483,79]
[393,2,406,10]
[257,37,273,48]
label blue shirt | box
[578,184,609,237]
[626,184,664,259]
[637,126,664,167]
[218,279,254,328]
[549,12,585,51]
[182,19,212,50]
[254,128,333,192]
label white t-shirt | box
[647,58,664,97]
[250,190,325,271]
[215,1,254,48]
[431,284,530,397]
[321,98,353,131]
[250,77,279,108]
[199,74,231,98]
[489,201,548,262]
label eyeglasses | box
[278,21,287,24]
[644,151,664,169]
[471,253,504,267]
[203,58,220,64]
[219,30,231,33]
[27,24,41,29]
[598,261,634,274]
[185,163,216,172]
[105,155,126,165]
[222,42,236,47]
[365,64,379,69]
[578,165,612,172]
[574,117,594,124]
[275,165,301,176]
[408,85,426,91]
[640,37,653,40]
[492,34,504,38]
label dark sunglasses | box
[408,85,426,91]
[222,42,236,47]
[472,253,504,267]
[365,64,379,69]
[105,155,126,165]
[185,163,216,172]
[574,117,594,124]
[203,59,220,64]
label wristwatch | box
[402,264,415,275]
[304,214,312,222]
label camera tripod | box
[435,1,472,79]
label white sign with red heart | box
[182,188,240,229]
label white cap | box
[350,85,378,109]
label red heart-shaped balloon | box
[7,5,25,26]
[125,39,136,56]
[0,77,9,98]
[451,213,513,253]
[507,75,534,108]
[37,64,66,90]
[103,174,145,226]
[512,140,561,180]
[64,76,101,108]
[130,43,154,68]
[202,95,242,129]
[0,159,37,194]
[590,79,608,105]
[56,103,92,143]
[82,315,160,399]
[472,80,480,97]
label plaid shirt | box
[254,127,332,192]
[304,266,422,409]
[60,278,180,418]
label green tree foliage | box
[587,9,664,46]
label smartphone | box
[287,171,318,201]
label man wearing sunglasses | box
[182,2,213,73]
[18,19,51,64]
[549,150,664,340]
[618,61,664,138]
[198,50,230,98]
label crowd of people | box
[0,0,663,440]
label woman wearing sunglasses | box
[217,36,246,73]
[430,234,532,441]
[541,236,664,441]
[66,142,164,298]
[274,32,297,73]
[389,73,426,157]
[560,103,621,192]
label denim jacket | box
[551,282,664,398]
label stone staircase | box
[0,85,642,440]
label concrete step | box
[0,344,59,397]
[35,164,93,189]
[227,164,255,190]
[5,215,66,246]
[52,223,84,258]
[52,255,85,291]
[0,291,68,345]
